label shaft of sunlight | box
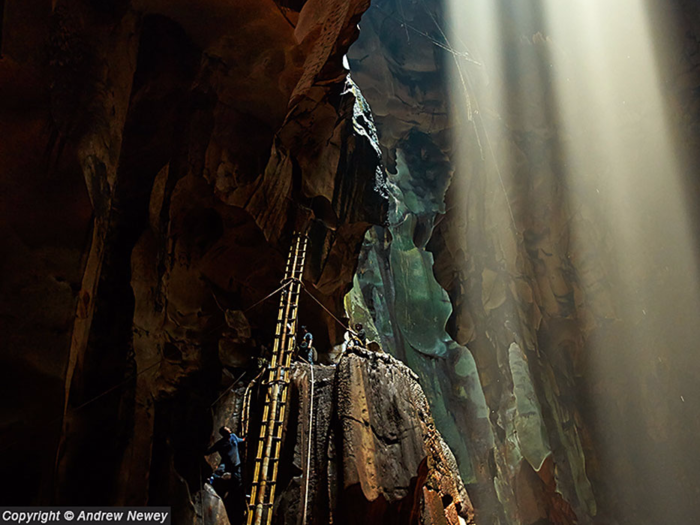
[445,0,700,522]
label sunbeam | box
[444,0,700,522]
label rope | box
[210,370,248,408]
[3,257,293,463]
[302,362,315,525]
[417,0,517,232]
[244,281,292,314]
[397,0,411,44]
[203,280,292,338]
[7,277,288,449]
[72,358,162,411]
[241,368,266,438]
[371,4,481,64]
[301,284,350,332]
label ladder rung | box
[261,411,288,419]
[254,457,280,462]
[266,379,289,387]
[251,480,276,486]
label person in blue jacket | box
[299,325,314,364]
[206,426,246,515]
[206,426,245,473]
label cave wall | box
[346,1,700,524]
[0,0,391,508]
[262,351,473,525]
[4,0,700,523]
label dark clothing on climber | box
[354,323,367,346]
[207,464,230,492]
[208,463,227,484]
[206,432,244,471]
[299,326,314,363]
[301,332,313,351]
[205,427,246,519]
[207,463,245,520]
[208,462,243,491]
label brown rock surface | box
[0,0,392,513]
[260,349,474,525]
[346,1,700,524]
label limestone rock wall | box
[236,350,474,525]
[0,0,391,509]
[346,1,700,524]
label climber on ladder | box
[299,325,314,364]
[205,426,246,518]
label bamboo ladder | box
[247,233,308,525]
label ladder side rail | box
[250,234,304,525]
[247,234,299,519]
[262,248,307,524]
[248,234,308,525]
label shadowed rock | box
[252,348,475,525]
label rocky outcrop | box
[346,1,503,521]
[0,0,390,509]
[346,1,700,524]
[224,349,473,525]
[188,485,230,525]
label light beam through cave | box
[445,0,700,522]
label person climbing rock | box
[299,325,314,363]
[206,426,245,472]
[205,426,246,517]
[345,323,365,350]
[354,323,367,346]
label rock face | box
[255,349,473,525]
[0,0,394,511]
[346,1,504,520]
[6,0,700,524]
[346,1,700,524]
[192,485,231,525]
